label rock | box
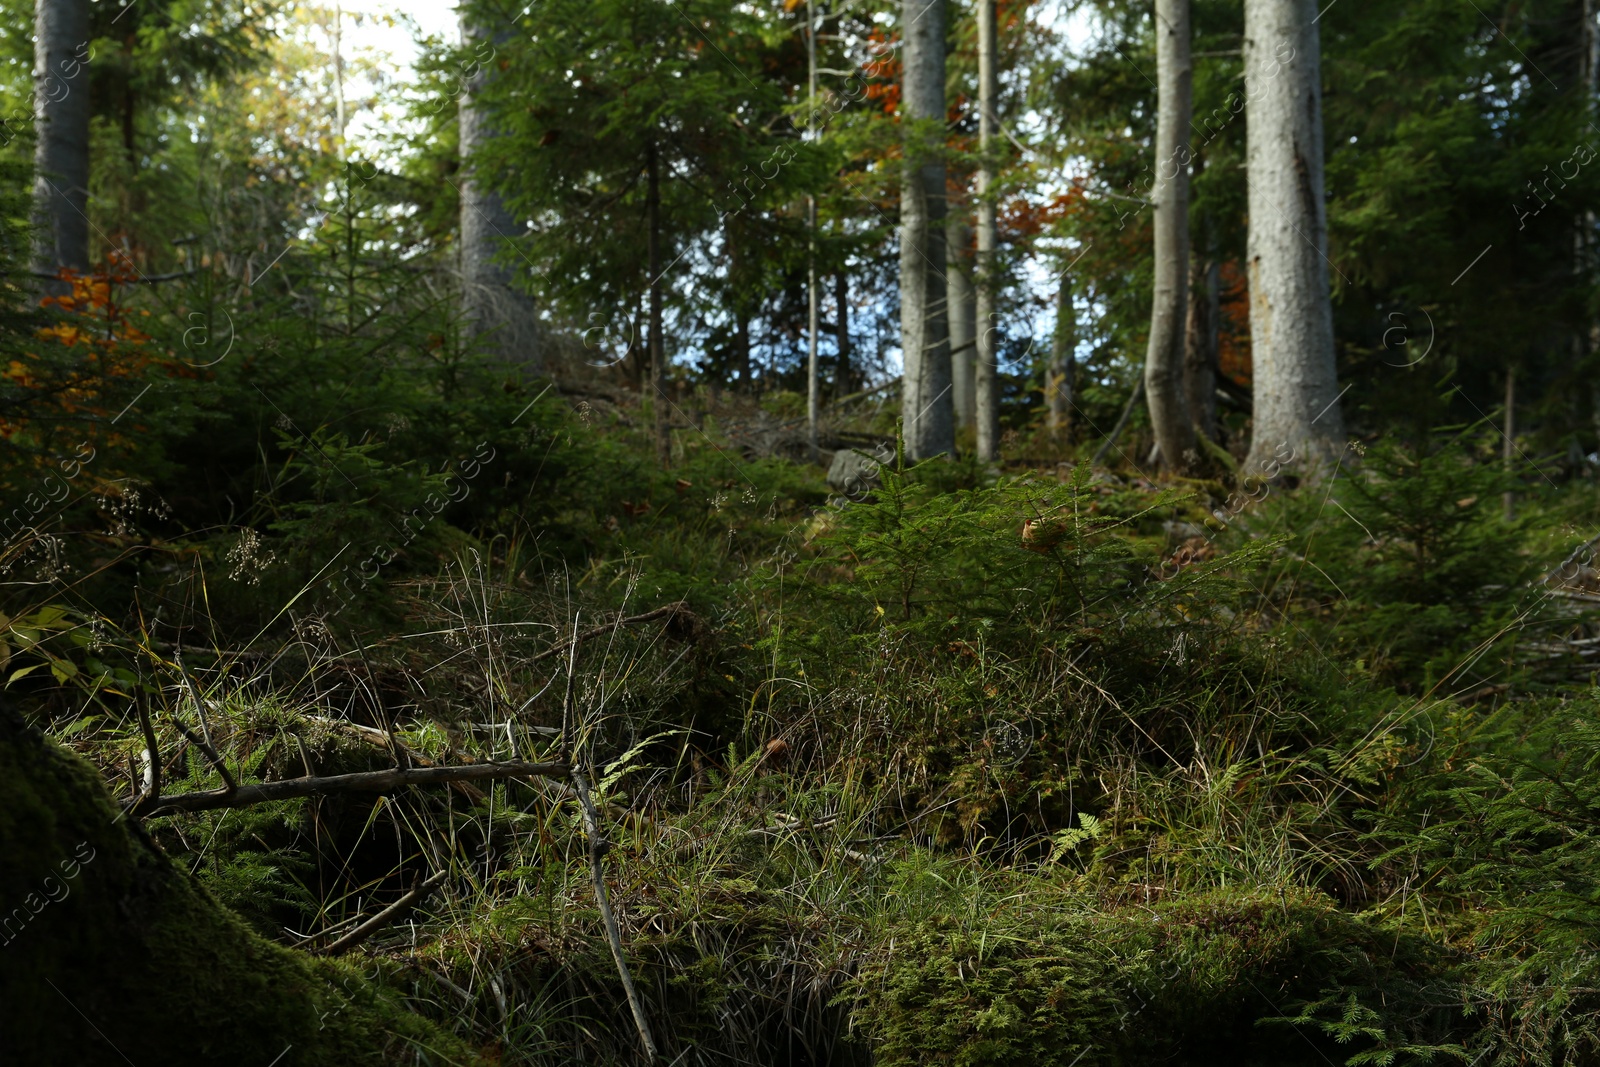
[827,446,888,497]
[1162,520,1207,541]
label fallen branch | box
[26,267,197,284]
[1547,533,1600,586]
[317,870,450,956]
[127,759,569,818]
[169,718,239,794]
[304,715,485,801]
[1548,589,1600,605]
[829,379,898,408]
[531,602,698,665]
[171,652,239,793]
[572,763,657,1060]
[1092,377,1146,468]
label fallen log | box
[128,759,568,818]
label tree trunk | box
[1047,279,1075,439]
[900,0,953,460]
[806,0,821,463]
[808,199,820,462]
[728,221,752,393]
[1243,0,1343,474]
[737,313,751,393]
[31,0,92,280]
[647,142,668,464]
[1184,245,1220,443]
[835,269,852,396]
[459,16,541,369]
[1504,366,1516,521]
[947,214,977,430]
[1582,0,1599,449]
[974,0,1000,462]
[1144,0,1195,473]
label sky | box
[330,0,460,155]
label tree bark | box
[1504,365,1516,521]
[31,0,92,280]
[1144,0,1195,473]
[737,313,751,393]
[807,0,821,463]
[728,220,753,393]
[947,213,977,430]
[459,16,541,369]
[647,142,668,463]
[1243,0,1344,474]
[1581,0,1599,448]
[974,0,1000,462]
[835,269,852,395]
[1047,279,1075,439]
[1184,245,1220,443]
[808,199,820,461]
[900,0,953,460]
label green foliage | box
[459,0,828,341]
[853,888,1468,1067]
[1246,432,1540,693]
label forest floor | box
[9,385,1600,1066]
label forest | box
[6,0,1600,1063]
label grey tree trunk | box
[459,17,540,369]
[806,0,820,463]
[1503,366,1515,520]
[808,197,820,462]
[900,0,953,460]
[31,0,92,278]
[835,270,852,395]
[1582,0,1600,446]
[1047,280,1075,439]
[1184,250,1219,443]
[736,314,751,392]
[1243,0,1344,473]
[947,214,977,430]
[646,143,668,464]
[728,221,752,392]
[973,0,1000,462]
[1144,0,1195,472]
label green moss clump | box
[852,887,1469,1067]
[0,705,488,1066]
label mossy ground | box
[0,704,489,1066]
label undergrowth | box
[7,398,1600,1065]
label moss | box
[852,887,1470,1067]
[0,705,489,1066]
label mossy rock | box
[0,704,489,1066]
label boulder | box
[827,446,889,497]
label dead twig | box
[168,717,238,794]
[572,762,657,1060]
[317,870,450,956]
[531,602,699,665]
[560,612,580,762]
